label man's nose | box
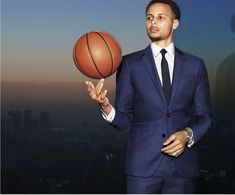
[151,18,158,26]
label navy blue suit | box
[110,45,212,193]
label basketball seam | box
[96,32,114,74]
[86,33,105,78]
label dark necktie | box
[160,49,171,105]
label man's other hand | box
[161,130,188,157]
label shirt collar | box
[150,42,175,58]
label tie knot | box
[160,49,167,57]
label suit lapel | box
[169,47,185,108]
[141,46,185,108]
[141,46,166,106]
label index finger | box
[163,134,176,146]
[161,140,178,152]
[95,78,105,89]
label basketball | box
[73,31,122,79]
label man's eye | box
[147,16,153,20]
[159,16,166,20]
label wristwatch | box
[184,127,193,147]
[185,127,192,139]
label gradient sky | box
[1,0,235,124]
[2,0,235,83]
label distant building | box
[24,109,32,129]
[8,110,23,130]
[1,116,14,130]
[40,112,50,129]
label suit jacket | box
[110,45,212,178]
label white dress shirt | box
[150,42,175,85]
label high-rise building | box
[40,112,50,129]
[7,110,23,130]
[24,109,32,129]
[1,116,14,130]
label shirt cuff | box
[101,104,115,123]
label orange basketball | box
[73,31,122,79]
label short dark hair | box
[145,0,181,20]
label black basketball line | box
[96,32,114,74]
[86,33,105,78]
[73,39,87,75]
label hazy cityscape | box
[1,108,235,193]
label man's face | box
[146,3,179,43]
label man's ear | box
[173,19,179,29]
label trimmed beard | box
[147,33,162,42]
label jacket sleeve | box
[188,59,213,143]
[110,58,134,131]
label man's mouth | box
[150,27,160,33]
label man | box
[85,0,212,193]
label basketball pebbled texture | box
[73,31,122,79]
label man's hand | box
[161,130,188,157]
[85,78,111,115]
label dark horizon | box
[2,106,235,193]
[2,77,235,193]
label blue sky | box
[1,0,235,84]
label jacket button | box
[162,133,166,138]
[167,113,170,118]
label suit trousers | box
[126,155,197,194]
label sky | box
[1,0,235,124]
[2,0,235,82]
